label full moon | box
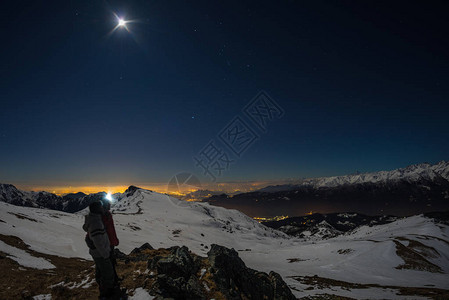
[118,19,126,27]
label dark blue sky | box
[1,1,448,188]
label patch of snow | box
[81,278,96,289]
[32,294,51,300]
[129,287,154,300]
[301,230,311,236]
[338,213,357,218]
[337,220,352,225]
[67,277,94,289]
[203,282,211,292]
[0,240,55,269]
[48,282,65,288]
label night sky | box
[1,1,448,191]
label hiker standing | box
[101,200,120,283]
[83,201,117,299]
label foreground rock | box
[121,243,296,300]
[207,244,295,300]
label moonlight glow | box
[108,13,132,35]
[118,19,126,27]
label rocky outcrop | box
[207,244,296,300]
[130,242,154,254]
[151,246,204,299]
[123,185,142,197]
[119,243,296,300]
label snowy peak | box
[0,183,35,207]
[260,160,449,191]
[432,160,449,181]
[123,185,142,197]
[306,160,449,187]
[285,220,343,240]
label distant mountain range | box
[260,160,449,191]
[1,161,448,216]
[0,184,107,213]
[203,161,449,217]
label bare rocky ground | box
[0,234,98,299]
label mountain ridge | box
[0,183,105,213]
[204,161,449,217]
[259,160,449,192]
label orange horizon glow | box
[11,179,290,196]
[13,184,170,196]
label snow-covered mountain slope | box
[0,188,286,259]
[0,202,88,258]
[109,188,287,255]
[1,188,449,299]
[260,160,449,191]
[243,215,449,299]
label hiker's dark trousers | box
[93,256,115,293]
